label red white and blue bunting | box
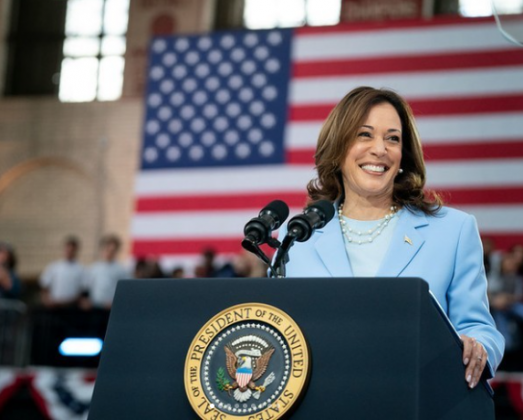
[1,368,523,418]
[0,368,95,420]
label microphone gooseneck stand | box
[242,199,335,279]
[270,229,299,278]
[270,200,335,277]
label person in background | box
[171,266,185,278]
[278,86,504,388]
[133,256,166,279]
[0,242,21,298]
[133,257,150,279]
[193,247,218,278]
[148,258,165,278]
[39,236,85,308]
[82,234,129,309]
[488,251,523,351]
[216,250,268,278]
[510,243,523,276]
[482,237,502,281]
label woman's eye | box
[357,132,371,138]
[388,136,401,143]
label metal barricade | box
[29,307,110,368]
[0,298,29,366]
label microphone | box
[270,200,334,277]
[242,200,289,251]
[286,200,335,242]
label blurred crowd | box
[1,234,522,358]
[133,247,267,280]
[483,239,523,354]
[0,235,270,368]
[0,235,268,310]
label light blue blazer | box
[279,205,504,375]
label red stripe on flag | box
[480,234,523,251]
[132,238,245,256]
[136,192,309,213]
[293,49,523,78]
[432,187,523,206]
[287,149,315,165]
[287,140,523,164]
[135,186,523,213]
[411,95,523,116]
[424,141,523,161]
[289,94,523,122]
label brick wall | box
[0,98,143,277]
[0,0,216,279]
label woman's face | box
[341,102,402,202]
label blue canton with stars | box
[141,29,292,170]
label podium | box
[88,277,494,419]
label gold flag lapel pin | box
[404,235,413,246]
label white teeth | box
[361,164,385,173]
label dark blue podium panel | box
[88,277,493,420]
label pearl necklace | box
[338,204,397,245]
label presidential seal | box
[184,303,310,420]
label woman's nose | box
[370,138,387,156]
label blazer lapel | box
[314,213,354,277]
[376,209,428,277]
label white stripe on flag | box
[286,113,523,149]
[293,23,519,61]
[135,167,316,197]
[458,205,523,233]
[132,205,522,239]
[426,159,523,188]
[134,159,523,198]
[290,67,523,104]
[131,207,305,238]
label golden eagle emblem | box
[218,335,275,402]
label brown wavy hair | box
[307,86,442,215]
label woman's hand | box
[461,335,487,389]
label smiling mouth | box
[360,164,389,173]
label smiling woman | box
[278,86,505,390]
[340,102,403,214]
[308,86,440,216]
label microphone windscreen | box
[310,200,335,224]
[264,200,290,226]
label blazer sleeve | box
[446,214,505,376]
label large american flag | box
[131,16,523,272]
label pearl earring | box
[398,168,404,174]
